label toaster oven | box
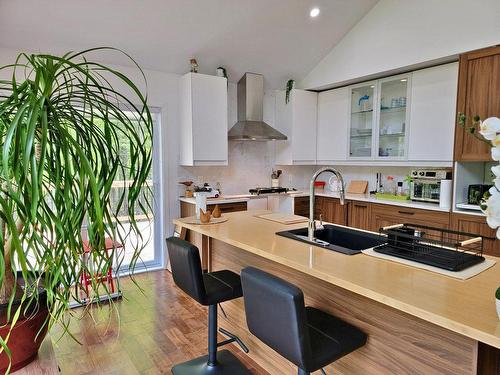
[410,169,452,203]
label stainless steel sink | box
[276,224,386,255]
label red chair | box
[80,237,123,297]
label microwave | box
[410,169,452,203]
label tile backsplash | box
[178,141,413,196]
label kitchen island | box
[173,211,500,374]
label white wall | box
[301,0,500,90]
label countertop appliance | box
[410,169,452,203]
[468,184,493,205]
[249,187,295,195]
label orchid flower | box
[479,117,500,140]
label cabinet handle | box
[398,210,415,215]
[354,204,367,208]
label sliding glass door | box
[111,110,162,274]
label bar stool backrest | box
[166,237,206,304]
[241,267,311,370]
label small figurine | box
[212,205,222,218]
[199,209,211,224]
[190,58,199,73]
[216,67,227,79]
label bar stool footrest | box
[171,350,250,375]
[218,327,249,353]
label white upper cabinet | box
[316,87,349,163]
[275,89,318,165]
[179,73,228,166]
[408,62,458,162]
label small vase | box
[496,298,500,320]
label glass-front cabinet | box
[348,74,410,160]
[349,83,375,158]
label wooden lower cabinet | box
[347,201,371,230]
[293,196,323,220]
[370,203,450,233]
[316,196,347,226]
[294,196,347,225]
[450,213,499,257]
[293,196,310,217]
[179,200,247,270]
[180,200,247,217]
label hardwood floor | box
[50,270,268,375]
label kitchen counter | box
[173,210,500,374]
[290,188,450,212]
[179,191,305,205]
[179,196,251,205]
[179,188,450,212]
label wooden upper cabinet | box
[454,45,500,161]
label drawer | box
[207,201,247,213]
[371,204,449,225]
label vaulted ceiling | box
[0,0,377,88]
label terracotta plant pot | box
[0,274,49,373]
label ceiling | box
[0,0,377,89]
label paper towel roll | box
[195,193,207,219]
[439,180,452,209]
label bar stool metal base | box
[171,350,251,375]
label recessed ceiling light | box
[370,85,375,88]
[310,7,320,18]
[400,79,407,82]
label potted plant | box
[496,287,500,319]
[285,79,295,104]
[0,48,153,372]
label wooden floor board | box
[50,270,269,375]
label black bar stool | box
[241,267,367,375]
[165,237,250,375]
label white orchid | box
[492,134,500,148]
[484,187,500,239]
[474,116,500,239]
[492,164,500,190]
[492,147,500,162]
[479,117,500,140]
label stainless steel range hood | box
[228,73,287,141]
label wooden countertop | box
[174,210,500,349]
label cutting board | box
[347,180,368,194]
[255,213,308,225]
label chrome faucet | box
[308,167,345,241]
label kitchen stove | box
[249,187,295,195]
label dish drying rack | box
[374,223,485,272]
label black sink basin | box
[276,224,386,255]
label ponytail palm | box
[0,48,153,345]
